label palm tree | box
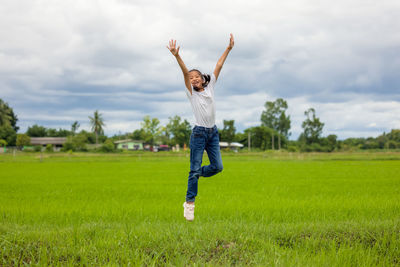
[71,121,80,136]
[89,110,105,144]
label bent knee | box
[214,164,223,173]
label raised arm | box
[214,33,234,80]
[167,39,192,94]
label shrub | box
[34,145,42,152]
[61,134,88,152]
[387,140,399,149]
[16,134,31,148]
[72,134,88,151]
[99,139,115,153]
[287,145,298,152]
[61,140,74,152]
[299,143,333,152]
[0,139,7,147]
[23,147,34,152]
[45,144,53,152]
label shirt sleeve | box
[206,73,217,95]
[185,88,192,99]
[209,73,216,88]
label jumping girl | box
[167,34,234,221]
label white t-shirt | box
[186,73,217,128]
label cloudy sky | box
[1,0,399,139]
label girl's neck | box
[194,87,205,92]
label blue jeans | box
[186,125,223,202]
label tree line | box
[1,98,399,152]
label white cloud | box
[1,0,399,139]
[287,97,400,138]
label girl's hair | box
[189,69,210,91]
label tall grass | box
[1,152,399,266]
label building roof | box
[231,142,244,148]
[220,142,244,148]
[30,137,67,145]
[114,139,143,144]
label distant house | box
[219,142,244,152]
[114,139,144,150]
[30,137,67,151]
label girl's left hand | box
[228,33,234,50]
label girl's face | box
[188,71,203,89]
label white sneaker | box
[183,202,195,221]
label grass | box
[1,151,400,266]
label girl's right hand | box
[167,39,180,56]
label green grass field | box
[1,152,400,266]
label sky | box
[1,0,399,139]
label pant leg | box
[202,127,223,177]
[186,127,206,202]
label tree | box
[131,128,146,140]
[0,99,19,136]
[159,126,171,145]
[16,134,31,148]
[301,108,324,144]
[166,116,191,147]
[319,134,338,152]
[342,137,365,151]
[233,131,247,144]
[244,126,277,151]
[141,115,161,145]
[362,137,380,149]
[0,99,12,127]
[326,134,338,151]
[0,100,17,146]
[376,134,387,149]
[26,125,71,137]
[0,125,17,146]
[220,120,236,145]
[261,98,291,149]
[387,129,400,142]
[385,129,400,149]
[71,121,80,136]
[26,124,47,137]
[387,140,399,149]
[89,110,105,145]
[46,128,71,137]
[9,109,19,132]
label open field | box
[1,152,400,266]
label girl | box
[167,34,234,221]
